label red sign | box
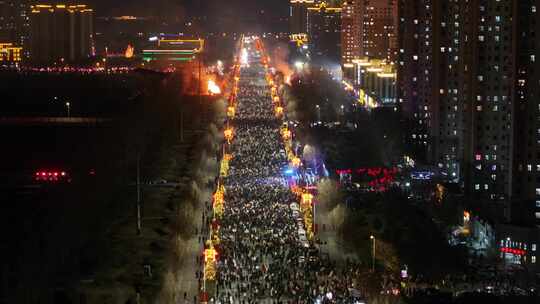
[500,247,526,256]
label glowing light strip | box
[143,57,193,61]
[142,49,196,53]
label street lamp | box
[65,102,71,117]
[316,104,321,122]
[370,235,376,272]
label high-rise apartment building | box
[0,1,30,52]
[29,4,94,65]
[355,0,397,60]
[290,0,315,39]
[0,42,22,63]
[307,2,342,64]
[513,0,540,226]
[342,0,397,78]
[398,0,540,223]
[341,1,357,67]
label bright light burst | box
[240,48,249,66]
[208,79,221,95]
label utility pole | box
[137,152,142,235]
[370,235,376,272]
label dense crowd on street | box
[213,45,366,304]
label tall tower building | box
[0,0,30,50]
[341,0,357,79]
[290,0,315,44]
[307,1,342,64]
[513,0,540,226]
[353,0,397,60]
[398,0,540,222]
[29,4,94,65]
[342,0,397,78]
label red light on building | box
[35,170,68,182]
[500,247,526,256]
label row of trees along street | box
[282,66,472,302]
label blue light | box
[284,169,294,175]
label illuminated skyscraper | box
[290,0,315,45]
[398,0,540,225]
[29,4,94,65]
[307,2,341,64]
[0,0,30,52]
[342,0,397,77]
[513,0,540,226]
[354,0,397,60]
[341,0,357,75]
[290,0,314,35]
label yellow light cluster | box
[213,185,225,218]
[227,106,236,118]
[210,222,220,245]
[203,242,218,281]
[0,43,22,62]
[275,106,284,117]
[31,4,93,13]
[224,128,234,143]
[291,157,302,168]
[301,192,315,240]
[307,1,342,12]
[358,88,377,109]
[220,154,232,177]
[157,39,205,53]
[353,57,396,79]
[290,33,309,46]
[281,127,292,141]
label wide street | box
[197,38,366,304]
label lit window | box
[533,244,537,251]
[533,256,537,264]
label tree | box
[316,178,344,212]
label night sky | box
[87,0,289,31]
[89,0,288,18]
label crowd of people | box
[212,44,366,304]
